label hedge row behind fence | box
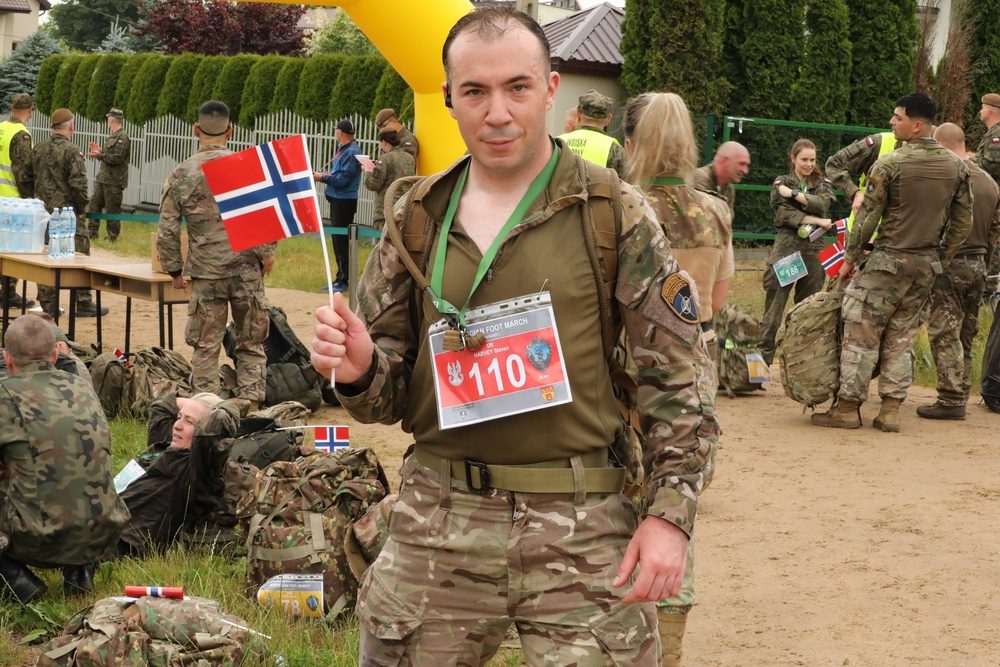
[34,52,413,128]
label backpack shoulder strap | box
[382,174,439,293]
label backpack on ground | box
[714,303,767,398]
[237,447,389,620]
[128,347,193,417]
[89,352,130,418]
[981,304,1000,413]
[37,595,259,666]
[230,415,304,470]
[776,282,844,408]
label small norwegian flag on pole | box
[835,218,848,247]
[113,348,129,367]
[314,425,350,452]
[819,242,846,278]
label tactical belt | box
[414,447,625,495]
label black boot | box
[0,555,47,604]
[62,563,96,596]
[74,303,109,318]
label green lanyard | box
[430,145,561,329]
[651,177,685,186]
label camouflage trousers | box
[87,182,124,240]
[926,256,986,406]
[355,456,660,666]
[186,275,268,403]
[760,232,825,364]
[839,249,940,403]
[37,221,94,314]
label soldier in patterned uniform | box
[0,93,36,308]
[972,93,1000,296]
[813,93,973,433]
[760,139,836,365]
[87,107,131,242]
[827,130,899,219]
[363,129,417,230]
[0,314,128,602]
[157,101,275,410]
[558,89,628,179]
[692,141,750,215]
[374,108,419,159]
[623,90,728,667]
[18,108,106,318]
[917,123,1000,420]
[310,7,718,665]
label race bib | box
[746,352,771,383]
[257,574,325,619]
[773,251,808,287]
[428,292,572,430]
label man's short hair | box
[4,314,55,368]
[442,5,551,80]
[378,129,401,147]
[197,100,231,136]
[896,92,936,123]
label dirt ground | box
[20,248,1000,666]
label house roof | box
[0,0,32,13]
[543,2,624,70]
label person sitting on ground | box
[0,314,128,603]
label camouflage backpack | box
[237,447,389,620]
[714,303,766,398]
[37,595,258,667]
[776,282,844,408]
[89,352,129,418]
[128,347,193,417]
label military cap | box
[51,108,73,125]
[107,107,124,121]
[10,93,32,110]
[375,108,397,127]
[983,93,1000,108]
[50,325,69,345]
[577,89,614,120]
[336,118,355,134]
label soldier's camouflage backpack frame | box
[714,303,766,398]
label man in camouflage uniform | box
[972,93,1000,296]
[0,93,36,309]
[813,93,973,433]
[157,100,275,410]
[917,123,1000,420]
[87,107,131,242]
[558,89,628,179]
[692,141,750,215]
[827,131,899,219]
[374,108,419,159]
[362,129,416,229]
[18,108,107,318]
[310,7,718,665]
[0,314,128,602]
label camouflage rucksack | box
[238,447,389,620]
[776,282,844,408]
[128,347,193,417]
[714,303,767,398]
[89,352,129,418]
[37,595,258,666]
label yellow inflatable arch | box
[248,0,473,174]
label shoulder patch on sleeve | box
[992,137,999,143]
[866,180,876,193]
[773,179,781,186]
[662,273,699,324]
[866,136,875,146]
[823,178,832,184]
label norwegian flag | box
[834,218,848,247]
[113,348,129,367]
[819,242,845,278]
[201,134,322,252]
[314,425,350,452]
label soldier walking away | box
[812,93,972,433]
[157,100,275,411]
[87,107,131,242]
[693,141,751,215]
[0,93,36,309]
[0,314,128,602]
[558,89,627,178]
[18,108,107,318]
[362,129,416,230]
[917,123,1000,420]
[310,6,718,665]
[374,107,419,159]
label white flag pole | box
[304,136,337,388]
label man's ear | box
[50,348,59,365]
[193,123,201,139]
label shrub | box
[294,54,345,121]
[156,53,204,119]
[186,56,228,123]
[269,58,305,114]
[370,66,411,122]
[69,54,101,119]
[240,55,288,126]
[330,55,387,119]
[127,54,173,125]
[212,54,260,126]
[87,53,128,121]
[399,87,414,124]
[34,55,67,115]
[114,53,155,111]
[0,31,63,109]
[51,55,84,111]
[790,0,851,124]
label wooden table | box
[88,262,189,351]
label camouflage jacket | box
[364,146,416,226]
[1,118,32,197]
[336,144,719,536]
[849,136,973,267]
[18,133,88,214]
[158,143,275,279]
[825,132,894,201]
[692,164,735,213]
[93,127,130,188]
[972,122,1000,184]
[0,361,128,566]
[770,172,835,237]
[398,126,419,159]
[962,159,1000,259]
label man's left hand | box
[613,515,689,604]
[261,256,275,276]
[838,261,854,282]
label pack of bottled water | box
[46,206,77,259]
[0,197,50,254]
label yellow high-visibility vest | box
[847,132,896,232]
[558,128,619,168]
[0,120,29,197]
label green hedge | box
[240,56,288,126]
[156,53,204,120]
[269,59,305,114]
[399,88,414,124]
[295,55,345,122]
[370,66,411,123]
[127,55,172,125]
[69,54,101,120]
[34,55,67,115]
[186,56,228,123]
[212,54,260,126]
[51,55,84,111]
[330,55,387,120]
[114,53,154,112]
[87,54,127,121]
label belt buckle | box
[464,459,491,494]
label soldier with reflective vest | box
[0,93,35,309]
[558,89,627,178]
[826,131,898,237]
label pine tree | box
[790,0,851,124]
[0,31,64,108]
[69,54,102,120]
[240,56,289,127]
[370,67,412,123]
[88,54,128,120]
[34,55,69,115]
[269,59,306,115]
[127,54,173,125]
[295,55,346,121]
[211,54,260,126]
[96,19,134,54]
[186,56,227,123]
[51,56,84,111]
[156,53,204,119]
[967,0,1000,127]
[329,56,387,120]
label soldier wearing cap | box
[557,89,627,178]
[374,108,419,159]
[312,118,362,293]
[0,93,36,309]
[972,93,1000,182]
[86,108,131,242]
[19,108,107,319]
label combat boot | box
[6,292,35,309]
[657,610,687,667]
[62,563,95,596]
[916,401,966,420]
[810,398,861,429]
[873,397,902,432]
[75,303,109,318]
[0,555,47,604]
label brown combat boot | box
[916,401,966,420]
[811,398,861,429]
[873,397,902,432]
[657,610,687,667]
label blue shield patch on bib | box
[525,337,553,372]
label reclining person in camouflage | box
[0,314,128,603]
[117,393,241,557]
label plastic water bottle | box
[0,198,9,252]
[48,207,61,258]
[64,207,76,257]
[11,200,25,252]
[797,223,816,239]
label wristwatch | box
[790,188,801,198]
